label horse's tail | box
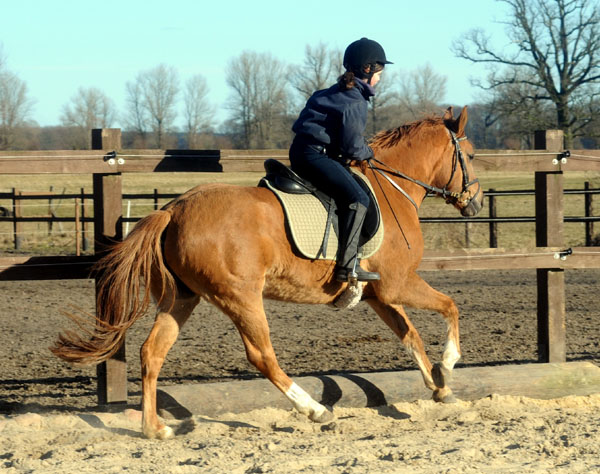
[51,209,175,365]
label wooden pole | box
[91,128,122,150]
[12,189,21,250]
[584,181,593,246]
[534,130,565,363]
[92,128,127,405]
[75,198,81,256]
[488,189,498,248]
[81,188,89,252]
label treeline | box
[3,0,600,151]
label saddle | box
[258,159,383,261]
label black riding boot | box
[335,202,380,282]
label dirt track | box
[1,269,598,415]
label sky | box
[1,0,511,128]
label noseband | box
[368,130,480,211]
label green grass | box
[1,170,598,255]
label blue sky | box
[1,0,510,128]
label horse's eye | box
[468,153,475,161]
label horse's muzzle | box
[461,193,483,217]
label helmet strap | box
[363,64,375,85]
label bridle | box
[367,130,481,211]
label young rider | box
[289,37,392,282]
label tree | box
[290,42,343,103]
[123,79,150,147]
[0,61,34,150]
[398,63,447,120]
[452,0,600,147]
[124,64,179,148]
[60,87,116,149]
[226,51,291,148]
[183,74,214,148]
[367,70,401,135]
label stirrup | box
[335,266,380,282]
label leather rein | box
[367,130,480,211]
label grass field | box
[1,170,599,255]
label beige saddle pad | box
[263,169,384,260]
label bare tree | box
[368,70,401,135]
[398,63,447,120]
[123,79,150,147]
[0,65,34,150]
[124,64,179,148]
[183,74,214,148]
[290,42,343,103]
[60,87,116,148]
[452,0,600,147]
[226,51,290,148]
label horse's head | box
[367,106,483,218]
[440,106,483,217]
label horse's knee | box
[244,345,277,373]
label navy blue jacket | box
[292,79,374,161]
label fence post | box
[488,189,498,248]
[585,181,593,246]
[92,128,127,405]
[12,188,22,250]
[75,198,81,256]
[81,188,89,251]
[534,129,565,363]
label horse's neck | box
[371,146,433,209]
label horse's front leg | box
[367,299,455,403]
[400,272,463,400]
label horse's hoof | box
[156,425,175,440]
[310,407,334,423]
[144,425,175,440]
[431,362,452,389]
[432,388,457,404]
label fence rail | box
[1,186,598,252]
[1,128,600,406]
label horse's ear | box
[457,106,468,136]
[443,107,454,122]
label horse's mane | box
[369,116,444,150]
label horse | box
[52,106,483,439]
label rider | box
[289,37,392,282]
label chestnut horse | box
[52,106,483,439]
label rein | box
[366,130,480,249]
[367,130,480,210]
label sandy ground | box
[0,269,599,472]
[2,394,600,473]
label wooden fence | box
[1,128,600,406]
[1,186,598,253]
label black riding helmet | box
[343,38,392,83]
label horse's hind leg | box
[212,292,333,423]
[141,292,200,439]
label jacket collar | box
[355,78,376,99]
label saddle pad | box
[264,169,384,260]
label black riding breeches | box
[289,142,370,210]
